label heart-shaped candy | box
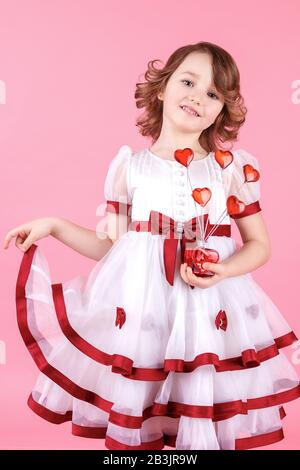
[226,195,245,216]
[215,150,234,169]
[174,148,194,167]
[184,247,219,277]
[243,164,260,182]
[192,187,212,207]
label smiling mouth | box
[180,105,200,117]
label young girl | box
[4,41,300,450]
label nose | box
[188,96,202,114]
[189,96,200,106]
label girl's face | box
[159,52,225,136]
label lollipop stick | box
[204,181,247,241]
[187,171,204,244]
[203,210,210,241]
[204,208,227,240]
[204,211,228,241]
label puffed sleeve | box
[104,144,133,217]
[227,148,262,219]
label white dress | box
[16,144,300,450]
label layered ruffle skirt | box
[15,232,300,450]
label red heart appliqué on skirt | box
[115,307,126,329]
[215,309,228,331]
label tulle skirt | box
[15,232,300,450]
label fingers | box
[180,263,195,287]
[180,263,189,283]
[186,265,197,286]
[180,262,219,289]
[3,225,31,252]
[18,234,34,252]
[3,227,19,249]
[15,234,26,251]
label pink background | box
[1,0,300,450]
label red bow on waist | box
[150,210,205,286]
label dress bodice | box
[129,148,230,225]
[104,145,262,226]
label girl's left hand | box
[180,261,228,289]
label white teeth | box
[181,105,199,117]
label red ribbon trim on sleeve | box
[106,200,132,216]
[230,201,261,219]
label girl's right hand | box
[3,217,57,252]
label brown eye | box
[182,79,193,87]
[208,92,219,100]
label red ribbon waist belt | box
[128,210,231,286]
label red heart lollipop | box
[215,150,233,169]
[192,187,212,207]
[174,148,194,167]
[184,247,219,277]
[243,164,260,182]
[226,195,245,216]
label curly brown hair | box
[134,41,247,152]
